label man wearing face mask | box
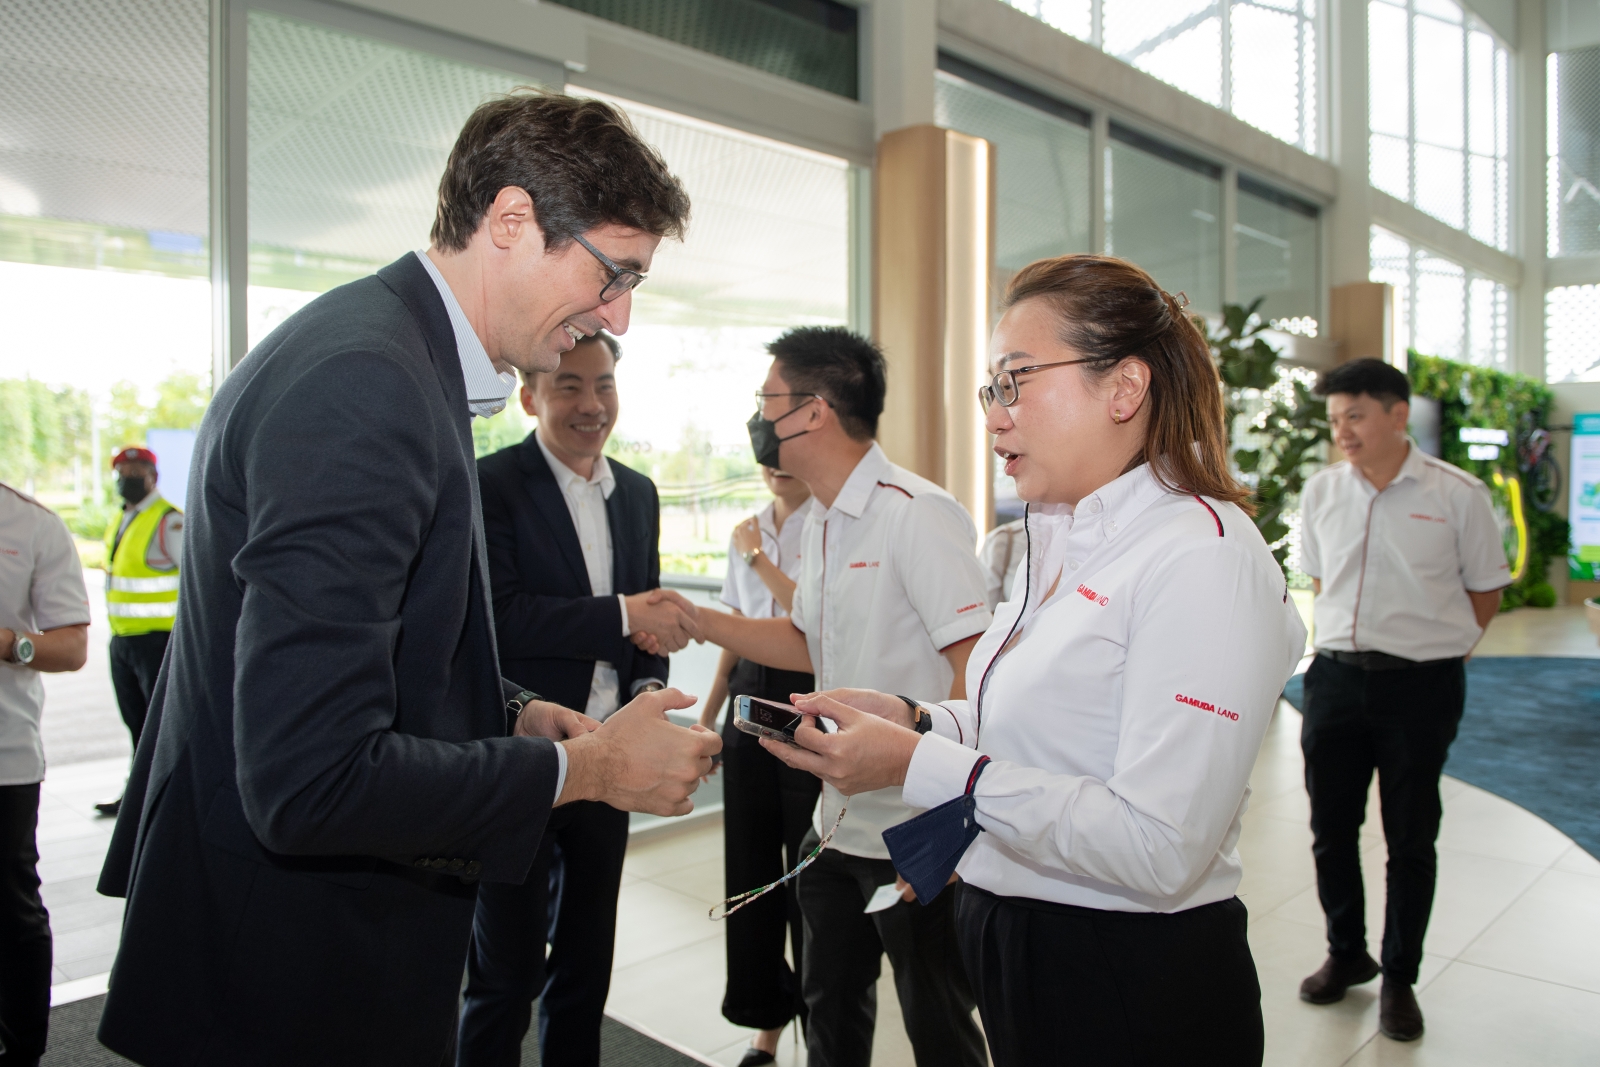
[95,446,182,819]
[657,327,993,1067]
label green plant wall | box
[1407,353,1570,609]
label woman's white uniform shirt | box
[718,499,806,621]
[902,463,1307,913]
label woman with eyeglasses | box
[762,255,1307,1067]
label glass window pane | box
[246,12,533,349]
[1236,182,1319,321]
[1369,226,1413,349]
[1414,143,1465,229]
[1369,133,1412,200]
[1466,152,1499,248]
[935,73,1093,272]
[1413,17,1464,151]
[1466,275,1507,369]
[1231,5,1303,146]
[1106,135,1221,313]
[1028,0,1094,40]
[0,0,210,515]
[1546,284,1600,382]
[1548,47,1600,258]
[1413,251,1466,361]
[1122,14,1224,108]
[1367,1,1410,138]
[1466,30,1497,155]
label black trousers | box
[108,631,169,750]
[719,658,818,1032]
[0,784,50,1066]
[956,885,1262,1067]
[458,800,630,1067]
[798,839,986,1067]
[1300,653,1465,984]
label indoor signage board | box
[1571,413,1600,581]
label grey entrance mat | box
[43,995,706,1067]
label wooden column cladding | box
[872,124,997,537]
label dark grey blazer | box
[96,254,560,1067]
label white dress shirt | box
[416,250,567,797]
[534,432,657,720]
[977,517,1027,610]
[788,443,994,859]
[718,500,804,620]
[1300,441,1510,661]
[0,485,91,785]
[902,465,1307,913]
[414,250,517,418]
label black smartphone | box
[733,696,837,745]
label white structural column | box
[1326,0,1374,289]
[1515,0,1548,381]
[209,0,248,384]
[868,0,938,138]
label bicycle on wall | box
[1517,412,1563,513]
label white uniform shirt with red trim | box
[1,485,92,785]
[719,500,804,620]
[1300,441,1509,661]
[901,464,1307,912]
[788,443,993,859]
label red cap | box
[111,447,158,469]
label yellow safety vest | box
[104,498,180,636]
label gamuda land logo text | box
[1176,693,1238,721]
[1077,583,1109,606]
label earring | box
[1113,410,1123,423]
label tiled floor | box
[36,597,1600,1063]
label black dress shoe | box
[1299,953,1381,1004]
[1380,980,1424,1041]
[94,796,122,818]
[737,1050,775,1067]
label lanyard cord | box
[975,504,1033,743]
[710,800,848,921]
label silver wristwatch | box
[11,633,35,665]
[740,547,761,567]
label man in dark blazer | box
[460,332,693,1066]
[94,91,720,1067]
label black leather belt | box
[1318,649,1464,672]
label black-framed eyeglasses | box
[754,391,818,418]
[572,232,646,303]
[978,357,1116,411]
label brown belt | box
[1318,649,1463,672]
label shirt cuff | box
[928,611,992,652]
[630,677,667,696]
[618,593,630,636]
[552,742,569,805]
[902,733,983,812]
[915,700,965,744]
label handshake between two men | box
[504,587,718,819]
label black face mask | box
[117,475,148,504]
[747,399,814,470]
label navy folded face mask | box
[881,756,991,905]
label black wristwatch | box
[897,694,933,734]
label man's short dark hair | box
[768,327,887,440]
[1314,358,1411,409]
[521,331,621,386]
[431,90,691,252]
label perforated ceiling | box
[0,0,208,233]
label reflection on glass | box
[1366,0,1509,251]
[0,0,210,548]
[1001,0,1319,154]
[1369,225,1506,369]
[1547,48,1600,258]
[1236,179,1320,322]
[1106,128,1222,314]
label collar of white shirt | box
[827,442,894,518]
[1345,438,1426,494]
[413,250,517,418]
[535,429,616,501]
[1028,462,1168,533]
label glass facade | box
[1547,48,1600,258]
[1368,0,1510,251]
[1546,285,1600,382]
[1106,124,1222,314]
[1236,175,1320,322]
[1000,0,1320,154]
[1370,225,1507,369]
[0,0,210,539]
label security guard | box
[96,446,182,816]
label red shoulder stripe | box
[1192,494,1224,537]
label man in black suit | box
[460,332,692,1066]
[94,91,721,1067]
